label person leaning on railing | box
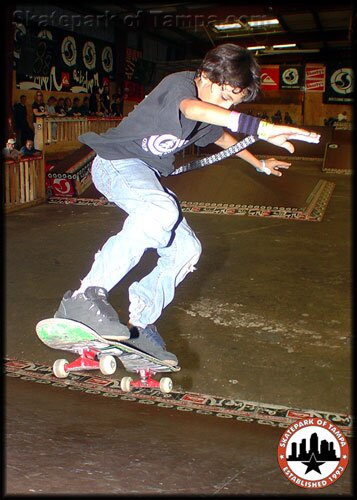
[2,138,21,160]
[19,139,42,158]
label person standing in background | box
[13,95,34,146]
[32,90,48,150]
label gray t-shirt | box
[78,71,223,176]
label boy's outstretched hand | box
[257,121,320,153]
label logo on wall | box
[38,30,53,40]
[13,22,27,66]
[305,64,325,92]
[16,22,116,92]
[323,65,354,103]
[102,46,113,73]
[330,68,353,95]
[61,72,70,87]
[260,66,280,91]
[83,41,96,70]
[280,66,303,89]
[61,36,77,67]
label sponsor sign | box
[323,66,354,103]
[260,65,280,91]
[305,64,326,92]
[280,65,303,89]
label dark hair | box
[196,43,261,102]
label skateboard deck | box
[36,318,180,393]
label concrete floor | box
[5,160,352,494]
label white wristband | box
[256,159,271,175]
[226,111,240,132]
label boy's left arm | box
[215,131,290,177]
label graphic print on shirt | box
[142,135,188,156]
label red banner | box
[260,65,280,91]
[124,48,144,102]
[305,64,326,92]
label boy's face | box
[196,73,246,109]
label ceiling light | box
[247,45,266,50]
[247,18,280,27]
[272,44,297,49]
[213,22,243,31]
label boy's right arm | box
[180,99,320,153]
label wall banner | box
[123,47,145,102]
[323,65,354,104]
[260,65,279,91]
[14,22,115,93]
[280,65,303,89]
[305,64,326,92]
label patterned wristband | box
[257,121,271,140]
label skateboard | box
[36,318,180,394]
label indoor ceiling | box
[58,1,354,63]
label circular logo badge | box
[102,46,113,73]
[278,418,349,489]
[282,68,299,86]
[61,36,77,67]
[142,135,187,156]
[330,68,354,95]
[83,41,96,70]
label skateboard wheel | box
[99,355,117,375]
[159,377,173,394]
[53,359,69,378]
[120,376,132,392]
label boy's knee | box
[154,198,180,231]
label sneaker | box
[54,286,130,341]
[125,324,178,366]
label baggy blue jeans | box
[79,155,202,327]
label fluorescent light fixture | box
[247,45,266,50]
[248,18,280,27]
[272,43,297,49]
[213,22,243,31]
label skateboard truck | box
[120,369,173,394]
[52,348,117,378]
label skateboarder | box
[54,43,320,365]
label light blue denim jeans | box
[78,155,202,327]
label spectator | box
[46,96,58,142]
[89,87,105,116]
[110,93,123,117]
[284,111,293,125]
[79,96,90,116]
[261,111,269,121]
[55,98,66,116]
[101,85,110,114]
[64,97,73,115]
[20,139,42,157]
[66,97,82,117]
[32,90,48,150]
[324,116,337,127]
[13,94,34,146]
[272,110,282,124]
[337,111,347,122]
[3,138,21,159]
